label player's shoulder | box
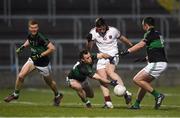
[90,27,96,33]
[108,26,119,32]
[38,32,48,40]
[154,29,161,36]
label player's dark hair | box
[142,17,155,26]
[79,49,89,59]
[95,17,107,27]
[28,19,38,26]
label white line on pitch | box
[26,88,180,96]
[4,101,180,108]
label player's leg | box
[97,59,113,108]
[97,69,114,108]
[146,62,167,109]
[4,58,35,102]
[106,63,123,85]
[133,69,154,93]
[131,87,147,109]
[82,79,94,98]
[37,65,63,106]
[70,79,92,108]
[43,75,63,106]
[106,63,132,105]
[131,69,152,109]
[131,69,154,109]
[132,62,167,109]
[106,55,124,85]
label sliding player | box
[66,50,118,108]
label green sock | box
[81,98,88,103]
[151,89,160,98]
[85,100,90,104]
[14,89,20,96]
[55,92,60,98]
[133,99,141,107]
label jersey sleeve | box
[114,28,121,39]
[89,28,96,41]
[142,31,151,44]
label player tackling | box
[66,49,118,108]
[120,17,168,109]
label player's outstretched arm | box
[16,39,29,54]
[128,40,146,53]
[119,40,146,56]
[92,73,117,86]
[92,73,111,83]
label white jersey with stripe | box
[90,26,121,56]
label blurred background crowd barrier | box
[0,0,180,88]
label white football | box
[113,84,126,96]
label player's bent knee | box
[50,80,57,86]
[133,77,139,84]
[70,83,82,90]
[18,73,25,82]
[18,76,24,83]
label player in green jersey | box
[66,50,118,108]
[4,20,63,106]
[120,17,168,109]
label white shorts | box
[96,55,119,70]
[25,58,51,77]
[143,62,167,79]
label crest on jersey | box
[103,37,107,40]
[109,35,112,39]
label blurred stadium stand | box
[0,0,180,88]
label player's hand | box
[108,56,115,64]
[16,45,25,54]
[110,80,118,87]
[31,54,42,60]
[119,50,129,56]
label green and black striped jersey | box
[68,53,97,82]
[27,32,50,66]
[143,28,168,62]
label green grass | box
[0,86,180,117]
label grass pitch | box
[0,86,180,117]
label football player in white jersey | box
[86,17,133,108]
